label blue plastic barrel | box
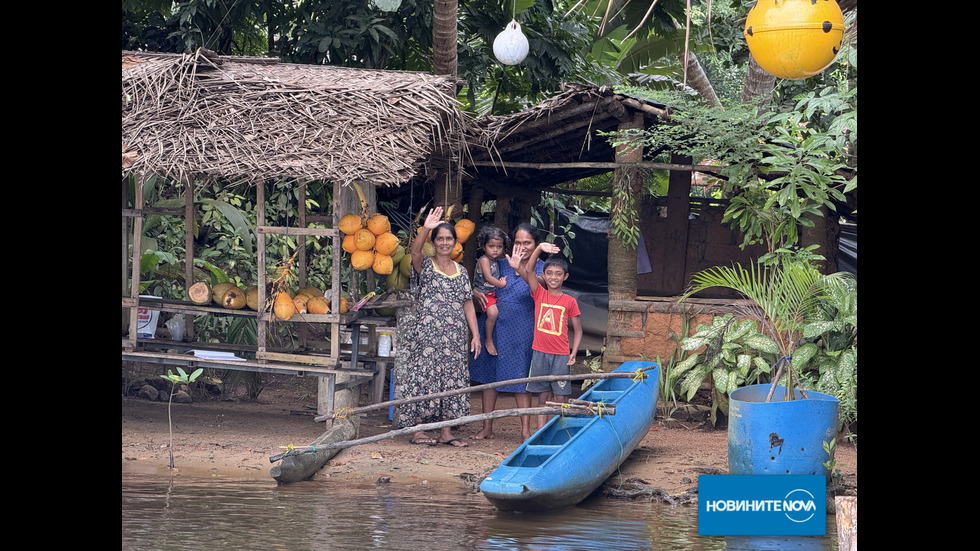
[728,384,839,479]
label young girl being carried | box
[474,226,508,355]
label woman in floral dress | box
[397,206,481,447]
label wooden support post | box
[256,182,267,360]
[372,360,391,405]
[183,176,195,340]
[128,175,145,342]
[835,496,857,551]
[122,177,130,333]
[604,111,644,370]
[319,374,336,428]
[296,180,311,349]
[662,153,692,295]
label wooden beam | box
[256,226,338,237]
[466,160,721,172]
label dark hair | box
[430,222,456,242]
[477,225,508,249]
[543,255,569,275]
[512,222,540,246]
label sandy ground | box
[122,372,858,503]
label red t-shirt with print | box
[530,285,580,355]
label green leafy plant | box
[672,313,778,425]
[655,310,697,421]
[797,272,857,437]
[580,346,606,390]
[655,354,681,421]
[823,438,844,488]
[677,252,851,406]
[532,193,580,261]
[161,367,204,469]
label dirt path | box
[122,373,858,502]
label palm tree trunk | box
[681,51,719,107]
[604,111,645,370]
[740,53,776,111]
[433,0,458,77]
[431,0,461,215]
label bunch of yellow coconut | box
[338,183,406,280]
[272,285,346,321]
[340,211,403,276]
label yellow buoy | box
[743,0,844,80]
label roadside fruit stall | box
[121,50,465,420]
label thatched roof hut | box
[122,50,466,188]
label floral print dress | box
[397,255,472,428]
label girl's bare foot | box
[485,338,498,355]
[471,428,493,440]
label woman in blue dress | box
[469,223,544,441]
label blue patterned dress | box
[469,258,544,393]
[397,255,472,428]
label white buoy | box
[372,0,402,12]
[493,20,529,65]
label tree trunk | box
[604,112,645,370]
[431,0,461,219]
[681,51,719,107]
[607,112,645,300]
[433,0,458,77]
[741,53,777,111]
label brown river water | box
[121,474,840,550]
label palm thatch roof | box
[462,85,669,190]
[122,50,466,188]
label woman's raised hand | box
[539,242,561,255]
[505,246,524,270]
[423,207,443,230]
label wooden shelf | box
[126,296,405,325]
[122,178,404,417]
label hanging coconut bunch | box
[337,183,402,277]
[266,250,301,321]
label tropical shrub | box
[797,272,857,436]
[673,313,778,426]
[675,252,855,425]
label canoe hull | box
[480,361,660,512]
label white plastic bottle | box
[377,331,392,357]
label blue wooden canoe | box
[480,360,660,512]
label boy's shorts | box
[484,291,497,308]
[526,349,572,395]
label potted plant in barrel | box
[678,253,846,479]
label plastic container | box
[136,295,162,338]
[728,384,839,479]
[165,317,185,341]
[377,331,392,357]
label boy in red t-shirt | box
[509,241,583,433]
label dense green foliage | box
[128,176,335,344]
